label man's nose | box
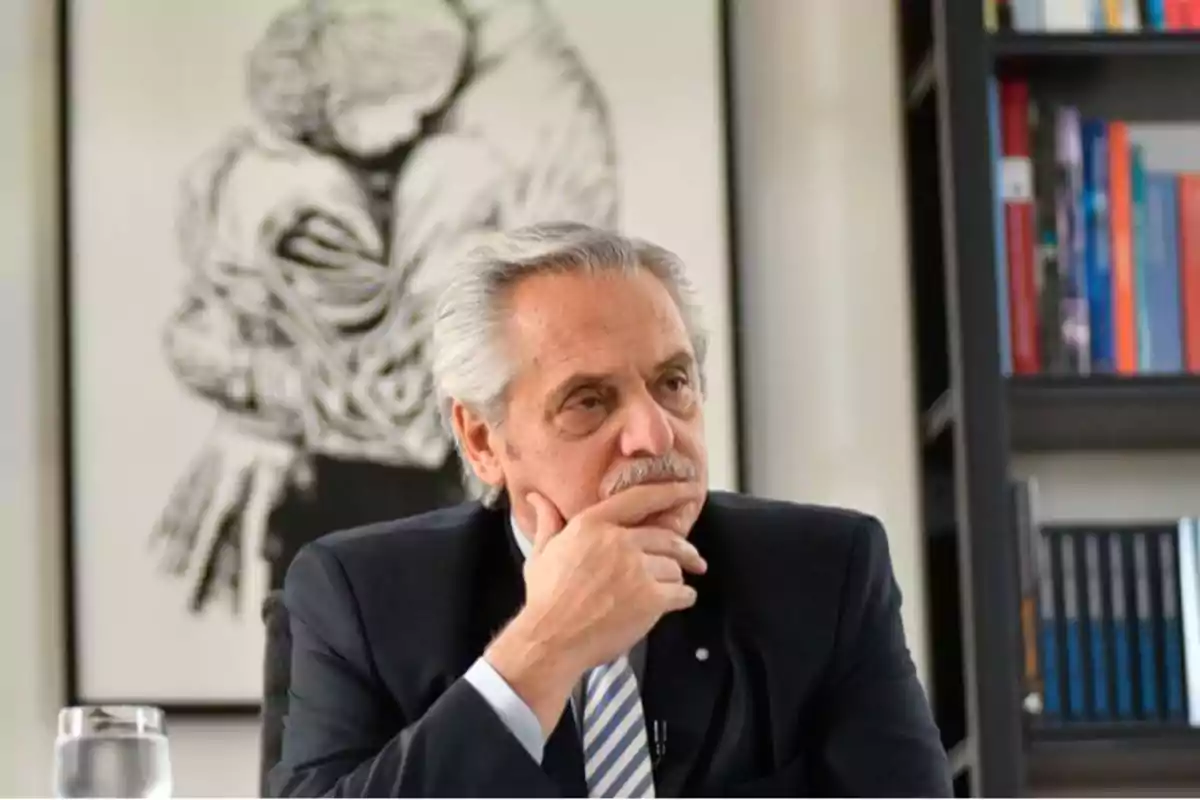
[618,391,675,458]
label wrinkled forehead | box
[502,270,697,384]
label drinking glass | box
[53,706,172,798]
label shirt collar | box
[509,514,535,561]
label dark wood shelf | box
[1007,375,1200,451]
[991,31,1200,61]
[1026,726,1200,789]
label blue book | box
[1085,533,1110,718]
[1062,533,1087,719]
[1159,529,1187,721]
[989,78,1012,376]
[1134,532,1161,720]
[1109,533,1135,719]
[1011,0,1042,29]
[1132,146,1152,371]
[1143,173,1184,373]
[1082,121,1114,372]
[1147,0,1166,28]
[1057,108,1091,374]
[1038,531,1062,720]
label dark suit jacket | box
[269,491,952,797]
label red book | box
[1166,0,1189,28]
[999,78,1041,374]
[1179,175,1200,371]
[1189,0,1200,27]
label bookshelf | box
[1009,375,1200,451]
[991,31,1200,59]
[901,1,1200,796]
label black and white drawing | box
[147,0,619,617]
[64,0,736,708]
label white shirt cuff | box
[463,657,546,763]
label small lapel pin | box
[695,647,710,662]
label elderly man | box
[270,222,952,797]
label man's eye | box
[664,376,688,392]
[661,372,692,393]
[568,393,606,412]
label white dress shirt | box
[462,516,646,762]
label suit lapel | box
[640,507,731,797]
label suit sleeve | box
[268,542,561,798]
[817,516,953,797]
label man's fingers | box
[630,527,707,574]
[585,481,704,528]
[642,554,684,584]
[657,582,698,613]
[526,491,565,554]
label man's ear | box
[450,400,506,490]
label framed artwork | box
[61,0,742,711]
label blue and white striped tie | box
[581,655,656,798]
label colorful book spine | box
[1045,0,1096,28]
[1033,97,1065,372]
[1180,175,1200,371]
[1001,79,1042,374]
[1142,173,1184,373]
[1130,145,1152,372]
[1134,532,1161,720]
[1063,533,1087,719]
[990,78,1013,376]
[1012,0,1043,29]
[1108,122,1138,374]
[1082,121,1114,372]
[1109,533,1136,719]
[1056,107,1091,373]
[1147,0,1167,26]
[1039,529,1063,720]
[1086,533,1111,718]
[1179,518,1200,725]
[1159,529,1187,721]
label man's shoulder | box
[700,492,896,647]
[284,501,503,592]
[700,491,893,603]
[702,490,884,551]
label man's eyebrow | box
[545,351,696,410]
[655,350,696,372]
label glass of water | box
[54,706,172,798]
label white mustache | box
[603,453,697,497]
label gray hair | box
[430,221,709,505]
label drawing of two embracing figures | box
[150,0,618,617]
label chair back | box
[260,590,292,797]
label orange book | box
[1179,175,1200,371]
[1105,0,1122,28]
[1108,122,1138,374]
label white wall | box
[729,0,931,686]
[0,2,262,795]
[0,0,926,795]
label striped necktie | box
[581,655,656,798]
